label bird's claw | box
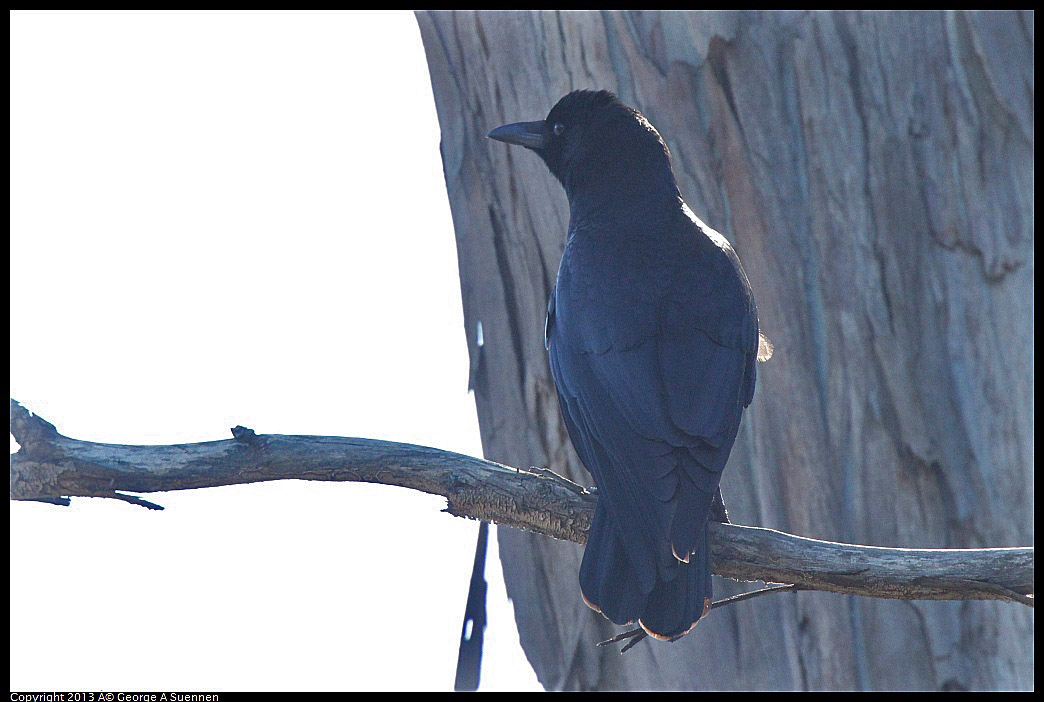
[596,627,648,654]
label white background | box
[10,10,542,692]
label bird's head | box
[488,90,678,204]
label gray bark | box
[10,399,1032,607]
[416,9,1033,691]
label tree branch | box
[9,399,1033,607]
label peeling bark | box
[8,399,1033,609]
[416,9,1033,691]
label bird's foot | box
[596,627,648,654]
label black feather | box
[490,90,766,641]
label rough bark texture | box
[11,399,1033,607]
[416,10,1033,692]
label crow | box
[488,90,771,643]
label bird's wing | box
[546,225,759,585]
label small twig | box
[709,583,801,610]
[110,492,165,510]
[963,581,1034,608]
[524,465,596,500]
[28,497,71,507]
[598,583,801,653]
[231,425,265,449]
[27,493,163,510]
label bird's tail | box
[580,507,712,640]
[639,522,712,640]
[579,504,647,625]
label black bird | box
[488,90,770,642]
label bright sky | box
[10,10,541,692]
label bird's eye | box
[552,122,566,136]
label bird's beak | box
[487,121,549,150]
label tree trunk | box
[416,9,1033,691]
